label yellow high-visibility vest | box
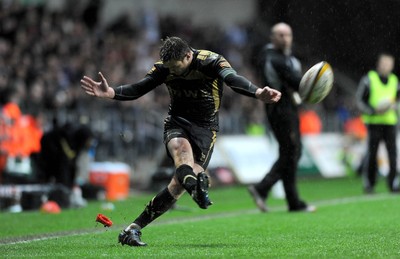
[361,70,398,125]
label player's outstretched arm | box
[255,86,281,103]
[80,72,115,99]
[224,72,281,103]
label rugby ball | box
[299,61,334,104]
[376,98,394,113]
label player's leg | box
[278,115,309,211]
[248,111,282,212]
[165,118,215,209]
[168,137,197,192]
[191,163,212,209]
[167,137,212,209]
[118,118,213,247]
[118,185,179,247]
[382,125,399,192]
[184,123,216,209]
[248,157,282,212]
[120,136,211,245]
[364,125,381,193]
[118,127,189,247]
[250,104,297,210]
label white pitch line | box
[1,193,396,246]
[0,229,107,246]
[154,193,397,225]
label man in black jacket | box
[248,23,316,213]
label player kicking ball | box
[80,36,281,246]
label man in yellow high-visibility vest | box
[356,53,400,194]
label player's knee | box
[168,138,190,153]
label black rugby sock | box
[133,188,177,228]
[175,164,197,195]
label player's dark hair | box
[159,36,190,62]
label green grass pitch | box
[1,176,399,258]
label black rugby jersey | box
[150,49,235,130]
[114,49,237,131]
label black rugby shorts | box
[163,116,216,169]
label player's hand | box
[80,72,115,99]
[255,86,282,103]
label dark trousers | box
[364,124,398,191]
[256,100,306,210]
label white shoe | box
[70,186,87,208]
[248,185,268,212]
[290,205,317,213]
